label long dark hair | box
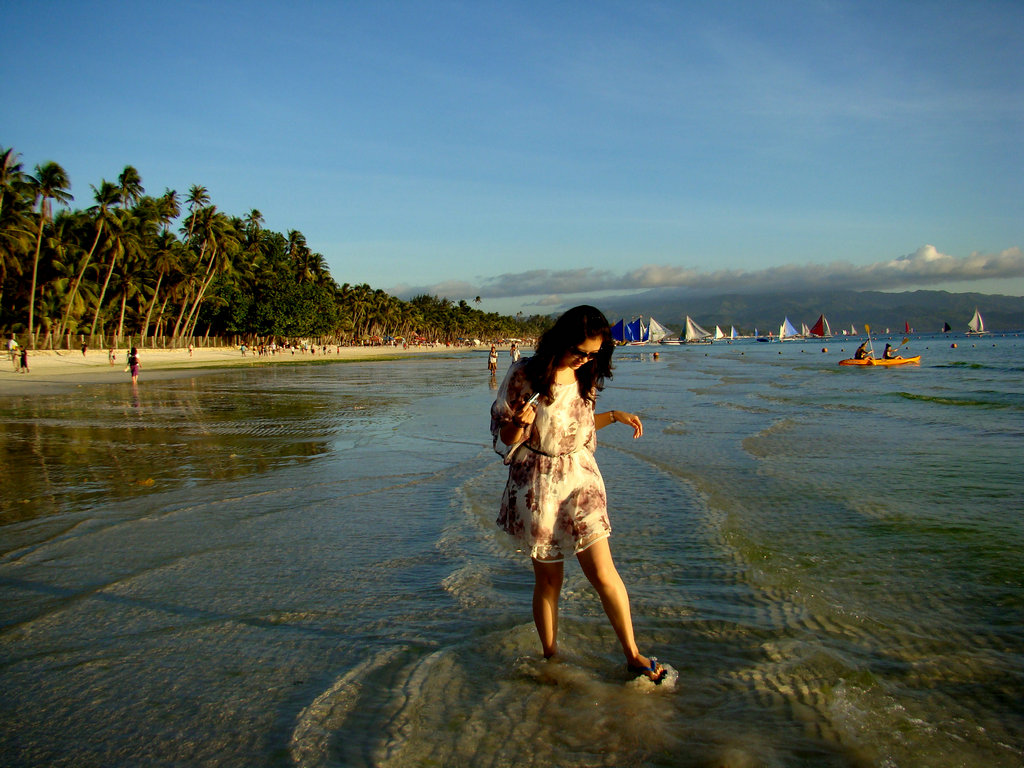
[525,305,614,404]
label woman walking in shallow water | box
[490,305,666,682]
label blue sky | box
[4,0,1022,314]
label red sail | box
[809,314,829,337]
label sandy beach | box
[0,343,487,395]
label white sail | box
[730,326,738,339]
[684,316,712,342]
[714,325,726,339]
[779,317,799,340]
[967,308,987,334]
[801,323,811,337]
[647,317,671,342]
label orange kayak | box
[838,356,921,367]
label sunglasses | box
[568,346,601,361]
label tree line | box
[1,146,552,349]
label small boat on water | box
[838,356,921,367]
[611,316,673,345]
[966,308,988,336]
[809,314,832,339]
[682,316,713,344]
[779,317,800,341]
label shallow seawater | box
[1,337,1022,767]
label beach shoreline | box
[0,343,497,396]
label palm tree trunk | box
[28,219,45,346]
[89,254,119,339]
[116,289,128,346]
[55,224,102,340]
[183,267,218,341]
[172,239,209,339]
[141,271,164,345]
[154,294,171,342]
[180,245,218,340]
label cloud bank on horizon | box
[391,246,1024,307]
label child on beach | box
[125,347,140,384]
[19,347,28,374]
[490,305,666,683]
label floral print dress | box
[490,359,611,562]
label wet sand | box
[0,344,486,395]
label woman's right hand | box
[514,398,538,428]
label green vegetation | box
[0,146,551,349]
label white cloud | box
[390,246,1024,301]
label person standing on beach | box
[19,347,28,373]
[126,347,140,384]
[8,335,18,370]
[490,305,666,683]
[488,344,498,373]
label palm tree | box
[55,180,119,340]
[156,188,180,231]
[179,208,238,341]
[26,162,73,345]
[0,148,31,315]
[183,185,209,245]
[40,214,78,347]
[0,146,26,221]
[89,208,139,339]
[116,165,144,209]
[140,230,183,344]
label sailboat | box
[683,316,713,344]
[647,317,672,343]
[730,326,738,340]
[966,308,988,336]
[613,316,674,345]
[624,317,647,345]
[714,325,726,340]
[942,322,952,333]
[612,317,648,345]
[611,318,626,344]
[779,317,800,341]
[904,320,912,334]
[809,314,832,338]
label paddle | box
[882,336,910,360]
[864,323,876,358]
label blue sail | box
[611,319,626,343]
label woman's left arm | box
[596,410,643,438]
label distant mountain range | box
[597,289,1024,336]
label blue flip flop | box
[627,656,667,684]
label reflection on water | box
[0,369,402,525]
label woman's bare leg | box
[532,558,564,658]
[577,538,662,675]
